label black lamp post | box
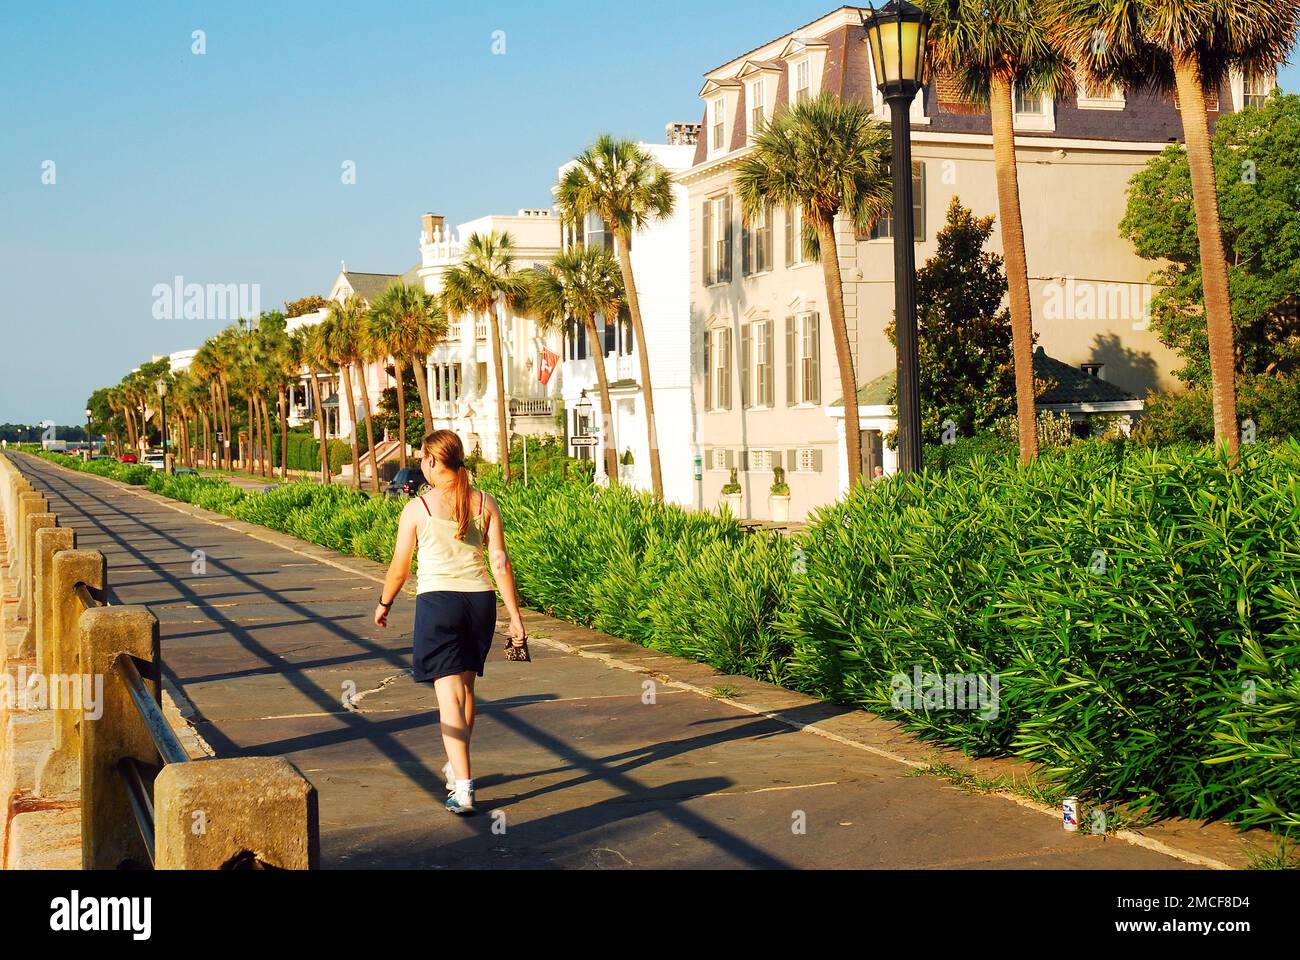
[861,0,930,475]
[157,379,170,473]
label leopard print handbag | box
[504,636,531,662]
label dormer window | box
[749,79,766,134]
[1077,72,1125,110]
[794,59,812,104]
[711,96,727,151]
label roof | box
[343,272,401,304]
[832,348,1140,409]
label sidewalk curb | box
[18,453,1280,870]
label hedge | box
[26,442,1299,829]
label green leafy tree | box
[885,198,1021,442]
[1120,91,1300,388]
[1048,0,1300,455]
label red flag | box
[538,348,559,385]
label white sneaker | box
[442,761,455,792]
[445,783,476,815]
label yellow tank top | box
[415,493,494,593]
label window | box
[711,96,727,151]
[742,205,773,276]
[707,327,732,411]
[785,312,821,406]
[784,205,808,266]
[1015,88,1044,115]
[749,80,766,133]
[868,161,925,241]
[566,319,589,360]
[702,194,734,285]
[1077,74,1125,110]
[791,447,823,473]
[750,449,773,471]
[1080,363,1103,379]
[476,362,488,397]
[794,59,812,104]
[753,320,774,407]
[432,363,462,404]
[709,448,734,471]
[1244,74,1271,109]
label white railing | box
[510,398,555,417]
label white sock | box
[455,778,473,792]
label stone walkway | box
[9,452,1225,869]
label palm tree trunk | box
[308,370,330,484]
[355,362,380,492]
[989,74,1039,464]
[220,377,233,470]
[200,408,211,469]
[394,358,408,469]
[278,385,289,481]
[814,217,863,488]
[614,229,663,498]
[585,315,620,484]
[489,304,513,482]
[411,352,434,438]
[341,366,361,491]
[1173,52,1239,456]
[259,394,274,478]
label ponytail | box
[421,429,475,541]
[452,466,472,542]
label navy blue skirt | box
[412,590,498,682]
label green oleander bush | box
[26,442,1300,829]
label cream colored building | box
[686,4,1266,520]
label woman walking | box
[374,430,528,814]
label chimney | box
[421,212,445,241]
[665,121,702,146]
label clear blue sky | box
[2,1,1298,424]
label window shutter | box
[784,207,795,266]
[742,220,751,277]
[724,448,734,470]
[740,449,749,471]
[721,195,734,282]
[808,313,822,405]
[703,328,711,411]
[785,316,796,405]
[787,448,797,472]
[721,328,733,409]
[763,323,776,407]
[702,201,712,285]
[762,205,774,271]
[812,448,823,472]
[913,161,926,241]
[740,324,752,408]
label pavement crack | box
[344,671,412,712]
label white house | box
[555,133,698,506]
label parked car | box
[173,467,197,476]
[384,467,424,498]
[119,453,138,464]
[143,455,166,470]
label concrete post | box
[20,512,56,646]
[35,549,105,798]
[33,525,75,676]
[14,492,46,600]
[154,757,320,870]
[79,605,158,870]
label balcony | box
[509,398,556,418]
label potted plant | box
[620,447,635,483]
[720,466,743,517]
[769,465,791,522]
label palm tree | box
[521,246,626,483]
[556,135,675,498]
[276,327,310,481]
[303,320,334,483]
[324,299,366,490]
[368,282,448,445]
[926,0,1072,464]
[368,283,449,468]
[1046,0,1300,455]
[441,231,528,481]
[735,92,892,487]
